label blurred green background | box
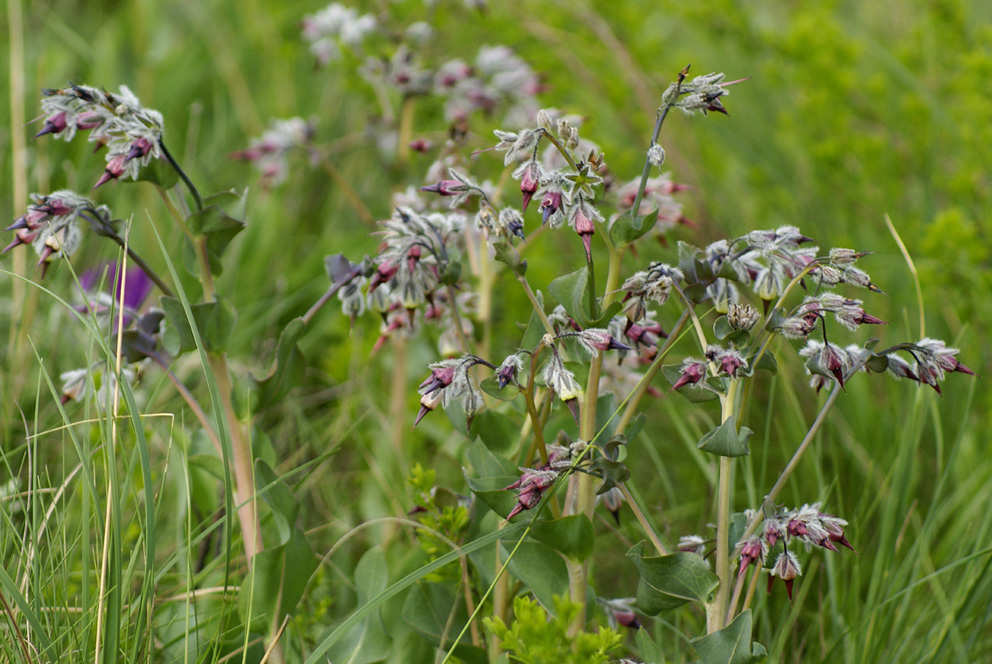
[1,0,989,661]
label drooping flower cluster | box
[433,45,540,126]
[37,84,165,188]
[231,117,314,185]
[414,355,494,428]
[5,191,100,276]
[505,443,573,520]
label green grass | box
[1,0,989,662]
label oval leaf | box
[626,541,719,615]
[697,416,753,458]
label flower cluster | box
[504,444,572,520]
[414,355,494,428]
[302,2,377,65]
[5,191,98,276]
[231,117,314,184]
[37,84,164,188]
[725,504,854,600]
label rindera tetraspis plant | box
[309,64,973,662]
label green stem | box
[94,219,174,297]
[740,381,844,543]
[629,65,688,217]
[619,483,667,555]
[516,273,554,335]
[709,380,738,632]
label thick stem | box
[709,380,738,633]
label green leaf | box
[402,582,488,664]
[304,523,528,664]
[160,295,236,353]
[135,156,179,188]
[480,375,520,401]
[324,547,392,664]
[185,204,246,275]
[697,416,754,458]
[549,268,589,324]
[502,541,569,612]
[469,409,517,454]
[609,207,658,245]
[625,412,647,441]
[240,527,317,631]
[252,317,306,411]
[439,259,463,285]
[493,241,527,276]
[865,352,889,373]
[355,546,388,605]
[714,315,733,340]
[467,439,518,479]
[255,459,300,545]
[690,610,767,664]
[750,351,778,376]
[626,541,719,614]
[764,308,788,332]
[587,457,630,493]
[636,629,666,664]
[531,514,595,561]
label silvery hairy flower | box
[38,84,165,188]
[232,117,314,184]
[575,328,632,354]
[678,535,707,557]
[911,338,974,394]
[496,353,526,389]
[800,340,852,388]
[493,128,541,165]
[5,190,95,276]
[799,293,887,332]
[670,358,707,392]
[647,143,666,167]
[414,354,492,428]
[706,345,748,378]
[542,352,582,423]
[435,45,539,126]
[736,535,767,579]
[667,71,741,116]
[302,2,377,65]
[60,364,136,410]
[768,551,802,600]
[622,262,683,322]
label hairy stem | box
[708,380,738,632]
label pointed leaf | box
[697,416,753,457]
[662,364,720,403]
[626,541,719,614]
[240,527,317,630]
[255,458,300,545]
[691,610,767,664]
[469,409,517,454]
[480,375,520,401]
[549,268,589,324]
[402,582,487,664]
[135,156,179,188]
[185,204,246,275]
[253,317,306,411]
[531,514,594,561]
[502,541,569,611]
[610,207,658,245]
